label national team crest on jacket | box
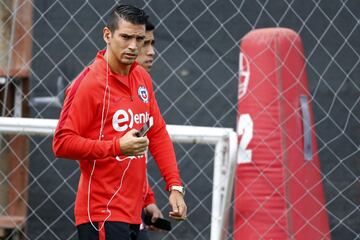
[138,86,149,103]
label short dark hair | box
[145,19,155,31]
[107,4,148,33]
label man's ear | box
[103,27,112,45]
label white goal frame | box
[0,117,237,240]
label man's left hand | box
[169,191,187,220]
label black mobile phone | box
[143,214,172,231]
[136,117,154,137]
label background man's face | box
[107,19,145,66]
[137,30,155,71]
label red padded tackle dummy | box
[234,28,331,240]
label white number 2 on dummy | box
[237,114,253,164]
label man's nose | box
[128,39,137,50]
[148,46,155,56]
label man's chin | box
[121,59,136,65]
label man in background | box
[137,19,163,240]
[137,20,155,72]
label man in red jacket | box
[53,4,186,240]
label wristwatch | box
[169,185,185,196]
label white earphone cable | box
[87,48,135,231]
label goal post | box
[0,116,237,240]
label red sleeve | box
[52,68,121,160]
[143,180,156,207]
[147,80,183,190]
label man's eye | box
[121,35,131,40]
[137,37,145,42]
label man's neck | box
[104,50,131,76]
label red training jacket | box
[53,50,182,225]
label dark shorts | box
[137,229,149,240]
[138,210,149,240]
[77,221,140,240]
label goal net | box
[0,117,236,240]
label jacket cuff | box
[143,194,156,208]
[112,136,122,156]
[143,185,156,207]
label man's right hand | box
[119,129,149,156]
[144,203,163,231]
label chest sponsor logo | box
[138,86,149,103]
[112,109,150,132]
